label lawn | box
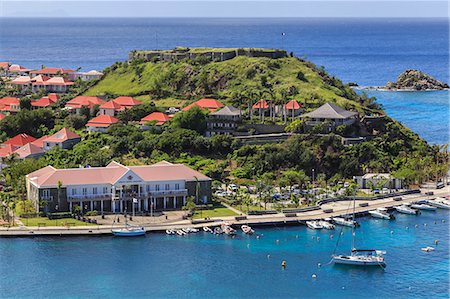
[19,217,94,227]
[193,204,238,219]
[232,204,264,213]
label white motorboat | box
[332,217,358,227]
[190,228,200,233]
[426,199,450,210]
[421,246,435,252]
[306,221,323,229]
[222,224,236,235]
[182,228,191,233]
[176,229,186,236]
[395,205,420,215]
[166,229,175,235]
[332,192,386,268]
[112,226,146,237]
[241,225,254,234]
[203,227,213,233]
[214,227,223,234]
[318,220,335,230]
[410,203,437,211]
[369,208,393,220]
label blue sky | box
[1,1,448,18]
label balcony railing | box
[68,194,113,201]
[147,189,188,196]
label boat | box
[332,217,358,227]
[368,208,394,220]
[222,224,236,235]
[395,205,420,215]
[332,191,386,267]
[182,228,191,233]
[426,199,450,210]
[203,227,213,233]
[190,228,199,233]
[306,221,323,229]
[410,203,437,211]
[111,208,146,237]
[318,220,335,230]
[241,225,254,234]
[176,229,186,236]
[214,227,223,234]
[166,229,175,235]
[421,246,435,252]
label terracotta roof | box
[140,112,170,125]
[45,128,80,143]
[27,161,211,188]
[113,96,142,107]
[284,100,303,110]
[0,97,20,106]
[9,64,30,72]
[0,62,10,70]
[31,96,57,107]
[10,76,31,85]
[301,103,358,119]
[30,67,75,75]
[182,98,224,112]
[31,135,48,148]
[252,99,269,109]
[3,133,36,147]
[0,113,5,121]
[41,77,74,86]
[31,75,50,84]
[100,100,123,110]
[13,143,45,159]
[87,115,119,128]
[0,144,19,158]
[48,93,60,102]
[66,96,106,109]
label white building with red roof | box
[3,133,36,147]
[140,112,171,127]
[99,96,142,116]
[65,96,106,114]
[26,161,212,213]
[182,98,224,112]
[30,67,75,78]
[31,94,60,109]
[42,128,81,151]
[13,143,45,160]
[32,76,74,93]
[86,115,119,133]
[8,64,31,77]
[0,97,21,114]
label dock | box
[0,187,448,237]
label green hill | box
[84,55,369,112]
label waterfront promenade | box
[1,186,448,237]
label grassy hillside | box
[85,56,369,111]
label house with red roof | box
[8,64,31,77]
[112,96,142,108]
[65,96,106,114]
[42,128,81,151]
[31,76,74,93]
[0,62,11,77]
[13,143,45,160]
[284,100,304,117]
[0,144,19,159]
[0,97,21,114]
[182,98,224,112]
[26,160,212,213]
[86,115,119,133]
[30,67,75,78]
[140,112,171,127]
[31,135,49,148]
[99,96,142,116]
[3,133,37,147]
[69,70,104,81]
[31,94,60,109]
[252,99,269,116]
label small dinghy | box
[318,220,335,230]
[166,229,175,235]
[176,229,186,236]
[306,221,323,229]
[395,205,420,215]
[203,227,213,233]
[410,203,436,211]
[241,225,254,234]
[421,246,435,252]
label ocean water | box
[0,209,448,298]
[0,17,448,144]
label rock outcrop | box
[385,70,449,90]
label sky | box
[1,0,448,18]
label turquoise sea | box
[0,209,448,298]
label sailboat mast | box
[351,189,356,251]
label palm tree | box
[57,180,63,212]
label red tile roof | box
[44,128,80,143]
[48,93,60,102]
[27,161,210,188]
[8,64,30,73]
[30,67,75,75]
[3,133,36,147]
[0,97,20,106]
[113,96,142,107]
[13,143,45,159]
[0,144,18,158]
[41,77,74,86]
[66,96,106,109]
[100,100,123,110]
[31,135,48,148]
[140,112,171,125]
[284,100,303,110]
[252,99,269,109]
[31,96,58,108]
[86,115,119,128]
[182,98,224,112]
[0,62,10,70]
[10,76,32,85]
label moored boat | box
[306,221,323,229]
[166,229,175,235]
[112,226,146,237]
[395,205,420,215]
[176,229,186,236]
[426,199,450,210]
[241,225,254,234]
[203,227,213,233]
[410,203,436,211]
[332,217,358,227]
[214,227,223,234]
[222,225,236,235]
[318,220,335,230]
[369,208,394,220]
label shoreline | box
[1,187,448,238]
[353,86,449,92]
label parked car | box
[229,184,238,192]
[373,188,380,194]
[343,182,350,188]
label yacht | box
[332,217,358,227]
[332,192,386,268]
[241,225,254,234]
[222,225,236,235]
[426,198,450,210]
[203,227,213,233]
[395,205,420,215]
[368,208,394,220]
[306,221,323,229]
[112,226,146,237]
[318,220,335,230]
[410,203,437,211]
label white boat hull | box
[112,227,146,237]
[369,211,391,220]
[427,201,450,210]
[333,255,385,266]
[306,221,323,229]
[410,204,436,211]
[395,206,419,215]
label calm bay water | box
[0,17,448,144]
[0,210,448,298]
